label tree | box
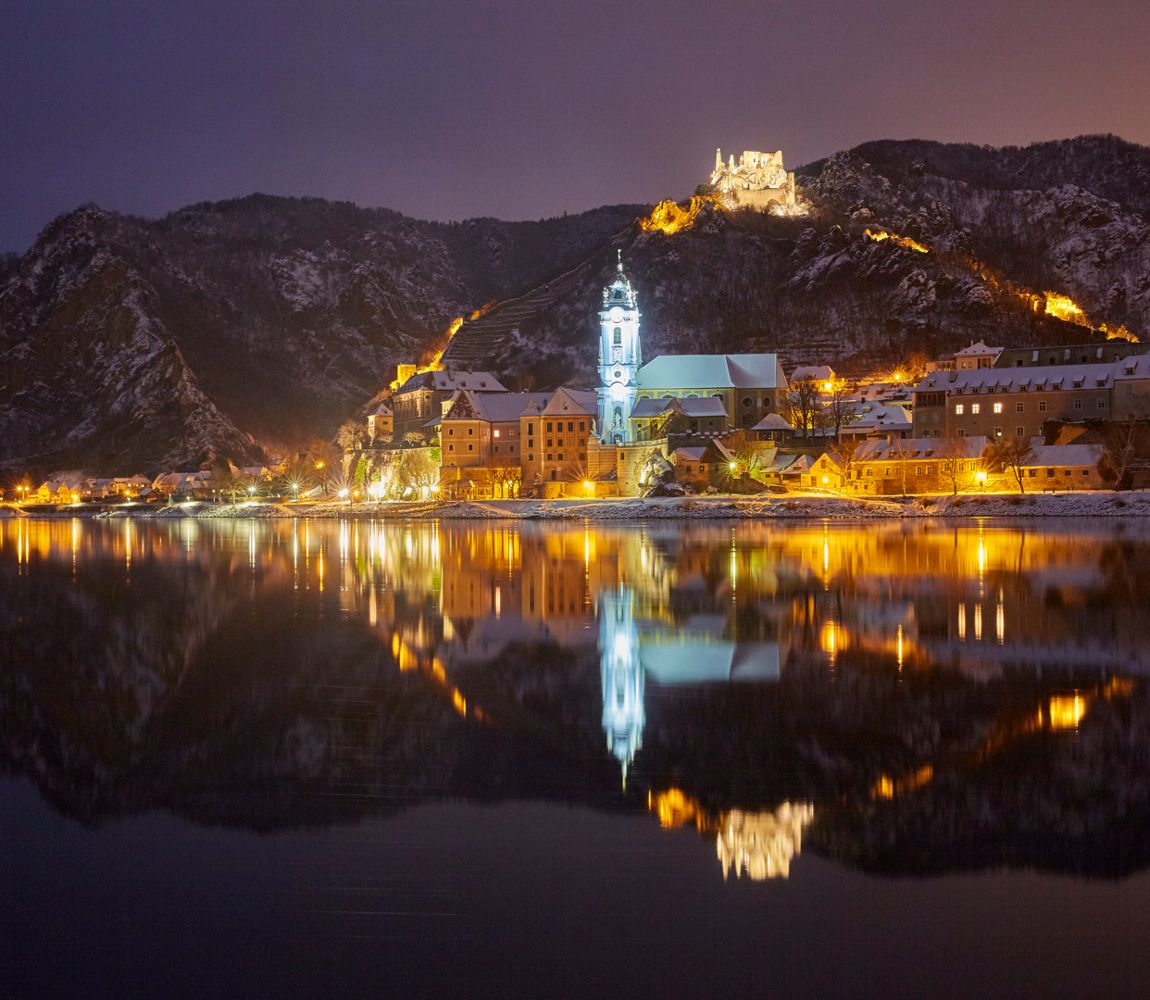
[786,379,824,438]
[827,435,862,489]
[825,383,859,440]
[336,419,367,453]
[935,430,974,497]
[988,435,1034,494]
[1102,415,1147,490]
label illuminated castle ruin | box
[710,147,797,212]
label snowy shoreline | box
[2,489,1143,521]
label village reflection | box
[3,516,1150,882]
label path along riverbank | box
[6,490,1150,520]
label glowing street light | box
[975,470,988,492]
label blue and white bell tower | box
[597,251,642,445]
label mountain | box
[3,134,1150,472]
[0,198,642,473]
[442,134,1150,383]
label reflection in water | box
[3,516,1150,881]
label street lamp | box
[975,470,988,492]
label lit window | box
[494,429,501,438]
[954,404,965,415]
[993,402,1003,414]
[971,403,981,414]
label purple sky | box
[3,0,1148,251]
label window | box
[448,444,454,452]
[493,429,501,438]
[1074,400,1083,410]
[1046,469,1054,477]
[568,421,574,432]
[613,327,622,346]
[468,444,474,452]
[955,404,965,415]
[546,422,553,432]
[546,454,552,461]
[546,439,553,448]
[993,402,1003,414]
[742,397,753,408]
[579,421,586,432]
[1097,400,1106,410]
[1016,426,1025,437]
[1038,401,1047,412]
[447,428,454,436]
[971,403,981,414]
[527,422,534,435]
[1015,402,1024,412]
[558,453,564,461]
[468,427,474,436]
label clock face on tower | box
[609,306,624,323]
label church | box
[594,252,788,447]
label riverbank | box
[2,489,1143,520]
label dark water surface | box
[2,516,1150,999]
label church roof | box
[637,353,785,391]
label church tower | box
[597,251,642,445]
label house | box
[671,440,734,491]
[439,390,551,498]
[629,396,728,442]
[849,436,990,495]
[789,365,837,390]
[840,401,912,439]
[1020,441,1108,489]
[995,341,1149,369]
[389,369,507,442]
[152,471,214,499]
[367,401,394,443]
[749,412,794,443]
[953,341,1002,370]
[36,477,83,503]
[522,388,599,488]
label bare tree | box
[988,436,1034,494]
[935,430,972,496]
[825,384,859,440]
[827,435,862,489]
[1103,415,1147,490]
[786,380,824,438]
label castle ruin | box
[709,147,797,212]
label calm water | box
[2,516,1150,999]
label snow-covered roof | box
[790,365,835,382]
[393,369,507,395]
[630,397,672,419]
[855,436,989,462]
[954,340,1002,357]
[843,402,912,431]
[371,401,393,416]
[444,390,555,424]
[541,387,598,417]
[751,413,793,431]
[1025,443,1104,468]
[674,447,708,462]
[630,396,729,420]
[638,353,786,391]
[917,362,1118,395]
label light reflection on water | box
[2,515,1150,885]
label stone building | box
[389,369,506,442]
[709,148,797,212]
[912,356,1150,439]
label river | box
[2,517,1148,998]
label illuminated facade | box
[596,252,643,445]
[709,147,797,212]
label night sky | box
[3,0,1148,251]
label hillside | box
[0,198,641,472]
[442,134,1150,385]
[3,135,1150,472]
